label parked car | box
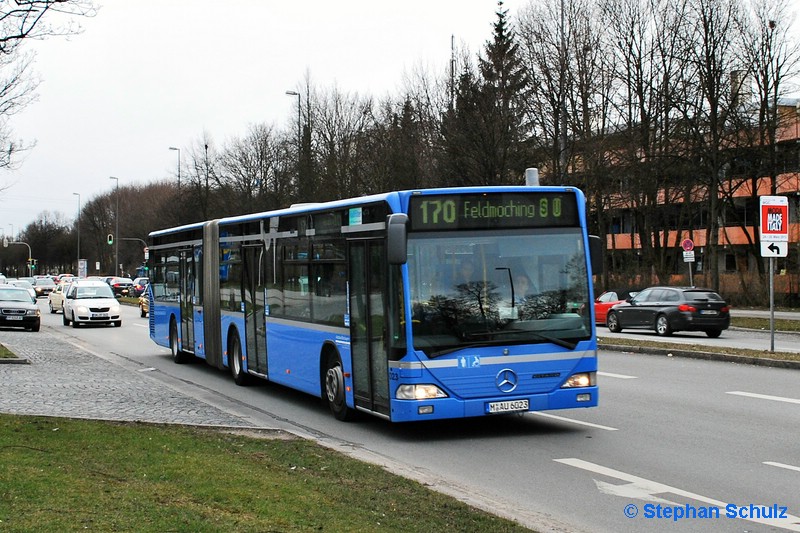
[48,281,71,313]
[62,280,122,327]
[594,289,640,324]
[0,286,41,331]
[606,286,730,337]
[33,277,57,297]
[106,277,134,297]
[138,292,149,317]
[131,277,149,296]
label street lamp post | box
[169,146,181,191]
[73,192,81,274]
[109,176,119,276]
[285,90,302,189]
[3,238,32,277]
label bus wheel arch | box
[321,345,355,421]
[228,326,249,386]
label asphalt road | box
[2,300,798,532]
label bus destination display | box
[408,193,579,230]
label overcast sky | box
[1,0,524,236]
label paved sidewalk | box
[0,329,253,427]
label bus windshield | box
[407,228,592,357]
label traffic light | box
[107,233,114,245]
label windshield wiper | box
[429,331,578,357]
[465,329,578,350]
[431,339,511,358]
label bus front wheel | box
[324,354,354,421]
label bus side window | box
[283,263,310,319]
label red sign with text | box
[759,196,789,242]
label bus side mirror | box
[387,214,408,265]
[589,235,603,275]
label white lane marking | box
[598,371,637,379]
[529,412,618,431]
[133,323,148,328]
[726,391,800,405]
[765,461,800,473]
[555,457,800,531]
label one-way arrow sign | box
[761,241,788,257]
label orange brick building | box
[602,98,800,303]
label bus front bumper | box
[389,386,599,422]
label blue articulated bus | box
[147,185,602,422]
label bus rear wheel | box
[170,320,189,364]
[229,332,249,386]
[324,354,354,421]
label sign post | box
[681,238,695,286]
[759,195,789,352]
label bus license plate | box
[487,399,529,414]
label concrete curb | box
[600,343,800,370]
[0,357,30,364]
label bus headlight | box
[560,372,596,388]
[396,384,448,400]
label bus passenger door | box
[349,240,389,416]
[179,249,196,354]
[243,245,267,376]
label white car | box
[48,282,71,313]
[62,280,122,327]
[8,280,36,300]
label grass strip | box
[0,415,532,532]
[0,344,15,358]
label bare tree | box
[217,123,286,214]
[517,0,567,178]
[311,84,373,201]
[182,132,220,222]
[399,55,459,188]
[0,1,96,174]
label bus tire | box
[229,331,249,386]
[324,352,355,421]
[170,319,189,364]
